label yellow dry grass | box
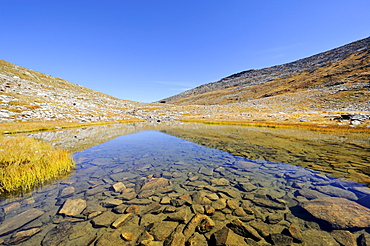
[0,136,75,194]
[179,119,370,133]
[0,120,144,135]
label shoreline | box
[179,119,370,133]
[1,116,370,135]
[0,120,144,135]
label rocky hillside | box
[1,36,369,128]
[159,37,370,112]
[0,60,157,123]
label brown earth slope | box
[159,37,370,113]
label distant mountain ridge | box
[1,36,369,126]
[159,36,370,109]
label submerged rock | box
[7,228,40,245]
[226,199,239,209]
[234,160,259,170]
[170,198,187,207]
[4,202,21,214]
[59,186,75,198]
[91,212,117,228]
[269,233,293,246]
[85,186,105,196]
[233,207,248,217]
[167,209,189,222]
[198,167,214,176]
[101,198,122,208]
[211,226,249,246]
[95,231,125,246]
[125,205,141,214]
[331,230,357,246]
[0,208,4,223]
[206,193,220,201]
[160,196,172,204]
[300,229,340,246]
[183,214,215,240]
[179,194,193,205]
[136,231,155,245]
[112,213,133,229]
[136,177,170,193]
[112,204,128,214]
[150,221,178,241]
[210,178,230,186]
[246,195,286,210]
[87,211,102,219]
[140,202,162,215]
[295,188,330,200]
[228,219,262,241]
[286,225,303,243]
[266,213,284,224]
[315,185,358,200]
[163,226,186,246]
[301,197,370,229]
[118,192,137,201]
[0,208,44,236]
[121,232,135,241]
[58,199,86,217]
[211,198,227,210]
[192,191,212,205]
[187,233,208,246]
[358,233,370,246]
[42,222,72,246]
[141,213,167,227]
[191,204,204,214]
[112,182,126,193]
[204,205,215,215]
[249,221,286,239]
[237,182,258,192]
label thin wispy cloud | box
[254,42,308,55]
[156,81,198,87]
[168,87,193,91]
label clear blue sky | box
[1,1,369,103]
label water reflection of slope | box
[25,123,155,152]
[161,124,370,185]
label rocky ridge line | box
[159,36,370,104]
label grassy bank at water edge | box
[0,136,75,195]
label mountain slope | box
[0,59,144,123]
[159,37,370,112]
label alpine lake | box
[1,122,370,246]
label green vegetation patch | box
[0,136,75,195]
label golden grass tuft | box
[25,105,42,110]
[0,136,75,195]
[8,101,28,106]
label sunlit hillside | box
[160,37,370,113]
[0,59,145,123]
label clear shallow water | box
[161,124,370,185]
[1,128,370,245]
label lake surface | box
[0,123,370,245]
